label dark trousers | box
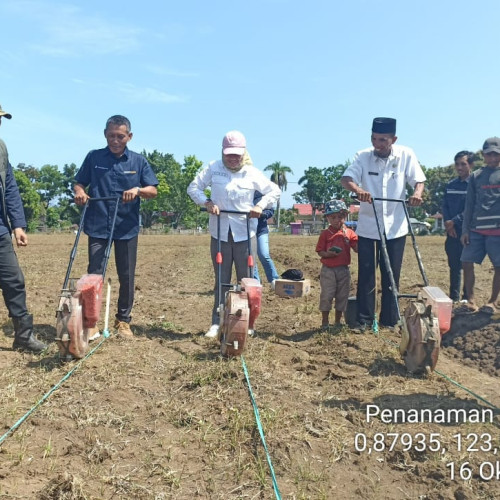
[210,232,256,325]
[88,236,138,323]
[356,235,406,327]
[0,233,28,318]
[445,235,467,302]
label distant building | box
[408,217,431,234]
[429,212,444,232]
[292,204,324,219]
[291,202,358,234]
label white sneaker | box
[205,324,219,338]
[248,329,255,337]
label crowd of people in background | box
[1,103,499,352]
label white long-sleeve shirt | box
[187,159,281,242]
[343,145,426,240]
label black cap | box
[372,117,396,134]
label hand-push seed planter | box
[55,197,120,361]
[213,210,262,357]
[371,197,451,374]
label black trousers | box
[445,235,467,302]
[356,235,406,327]
[88,236,138,323]
[0,233,28,318]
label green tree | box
[278,208,298,228]
[323,161,353,202]
[37,164,66,208]
[420,164,454,217]
[16,163,40,183]
[58,163,81,225]
[264,161,293,229]
[45,206,62,228]
[177,155,205,229]
[140,151,177,227]
[13,168,42,231]
[142,151,203,228]
[295,167,330,221]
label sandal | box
[453,303,478,314]
[479,304,498,315]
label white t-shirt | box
[343,145,426,240]
[187,159,281,242]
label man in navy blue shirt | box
[442,151,473,302]
[74,115,158,338]
[0,104,47,352]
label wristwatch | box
[136,187,141,195]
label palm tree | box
[264,161,293,229]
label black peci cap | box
[372,117,396,134]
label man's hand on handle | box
[204,200,220,215]
[122,187,141,203]
[356,189,372,203]
[249,205,263,218]
[407,194,423,206]
[74,184,90,206]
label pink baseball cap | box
[222,130,246,155]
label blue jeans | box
[253,232,280,283]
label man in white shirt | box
[187,130,280,337]
[341,117,425,329]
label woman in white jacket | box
[187,131,280,337]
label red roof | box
[292,204,324,216]
[293,203,358,216]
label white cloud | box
[65,77,186,104]
[6,1,141,56]
[143,64,199,78]
[117,83,186,104]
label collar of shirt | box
[371,149,400,169]
[105,146,129,161]
[356,146,414,239]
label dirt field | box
[0,233,499,499]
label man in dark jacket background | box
[0,104,47,352]
[442,151,473,302]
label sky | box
[1,0,499,208]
